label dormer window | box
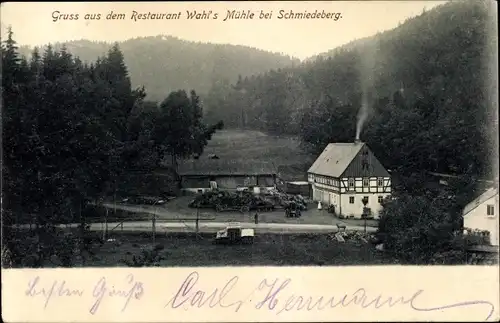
[361,151,369,171]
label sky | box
[1,1,448,60]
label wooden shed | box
[177,159,278,194]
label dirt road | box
[39,220,375,234]
[102,199,379,228]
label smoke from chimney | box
[355,96,369,141]
[355,42,376,142]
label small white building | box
[463,187,499,247]
[307,140,391,219]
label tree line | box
[18,35,299,103]
[201,1,498,264]
[1,28,222,267]
[204,1,497,180]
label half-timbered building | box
[307,141,391,219]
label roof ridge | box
[328,142,365,145]
[463,187,498,216]
[307,143,365,177]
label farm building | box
[463,187,499,247]
[307,140,391,219]
[177,159,277,194]
[284,181,312,197]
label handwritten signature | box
[25,272,496,320]
[166,271,496,321]
[165,271,245,311]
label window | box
[361,151,369,170]
[487,205,495,216]
[378,196,383,203]
[363,196,369,203]
[349,196,355,204]
[363,178,369,187]
[348,178,354,189]
[377,178,384,187]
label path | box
[28,221,376,234]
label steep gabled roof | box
[307,142,390,178]
[178,159,277,176]
[307,143,364,178]
[463,187,498,216]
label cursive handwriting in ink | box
[89,274,144,315]
[254,278,292,310]
[411,294,496,321]
[25,276,84,309]
[252,279,495,321]
[268,286,423,314]
[165,271,244,312]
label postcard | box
[1,1,499,322]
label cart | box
[284,202,302,218]
[214,223,255,245]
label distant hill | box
[202,0,498,178]
[303,35,373,63]
[18,35,300,102]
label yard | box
[88,128,379,228]
[54,232,397,267]
[104,196,379,228]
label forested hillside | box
[18,35,299,102]
[204,1,498,180]
[2,29,225,266]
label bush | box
[3,225,100,268]
[121,246,166,267]
[377,193,462,264]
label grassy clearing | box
[201,129,315,181]
[86,232,398,267]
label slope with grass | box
[193,129,316,181]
